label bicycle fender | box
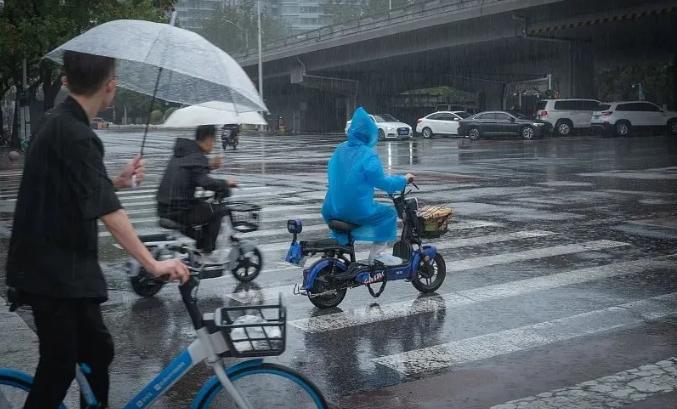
[237,239,258,254]
[190,359,264,409]
[303,259,347,289]
[411,245,438,267]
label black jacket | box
[156,138,229,212]
[6,97,122,300]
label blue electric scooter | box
[285,184,447,309]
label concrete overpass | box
[234,0,677,133]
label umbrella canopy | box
[163,101,268,127]
[44,19,266,113]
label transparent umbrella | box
[163,101,268,128]
[45,19,266,112]
[44,18,267,158]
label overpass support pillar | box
[554,41,595,99]
[290,61,359,130]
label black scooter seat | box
[328,219,359,233]
[159,218,183,230]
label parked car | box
[90,117,110,129]
[345,114,412,139]
[591,101,677,137]
[458,111,551,140]
[416,111,470,138]
[535,99,601,136]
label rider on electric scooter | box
[157,125,237,264]
[321,107,415,266]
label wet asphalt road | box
[1,130,676,408]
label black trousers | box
[22,295,114,409]
[166,202,227,253]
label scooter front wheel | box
[412,253,446,293]
[308,265,347,309]
[231,247,263,282]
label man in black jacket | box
[157,125,237,262]
[6,50,189,408]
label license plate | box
[398,128,409,135]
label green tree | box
[0,0,174,145]
[199,1,290,55]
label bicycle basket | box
[228,202,261,233]
[416,205,453,239]
[216,301,286,357]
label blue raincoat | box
[321,107,407,245]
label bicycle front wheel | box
[192,361,328,409]
[0,369,66,409]
[0,369,31,408]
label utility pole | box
[257,0,263,97]
[18,58,30,149]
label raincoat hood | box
[173,138,202,158]
[347,107,378,147]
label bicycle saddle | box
[328,219,359,233]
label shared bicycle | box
[0,272,328,408]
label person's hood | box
[173,138,203,158]
[347,107,378,147]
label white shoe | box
[373,253,403,266]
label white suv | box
[536,99,601,136]
[591,101,677,137]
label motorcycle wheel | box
[308,264,347,309]
[231,247,263,282]
[411,253,446,293]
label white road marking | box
[372,292,677,376]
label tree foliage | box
[0,0,173,108]
[198,0,290,55]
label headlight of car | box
[532,122,545,126]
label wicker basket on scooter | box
[228,202,261,233]
[416,205,453,239]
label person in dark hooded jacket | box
[157,125,237,261]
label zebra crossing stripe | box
[371,292,677,376]
[444,240,629,272]
[490,357,677,409]
[289,254,670,333]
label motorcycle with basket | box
[285,184,451,308]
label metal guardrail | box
[235,0,505,62]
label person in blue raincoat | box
[321,107,414,264]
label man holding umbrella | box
[6,51,189,408]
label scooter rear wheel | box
[308,265,347,309]
[412,253,446,293]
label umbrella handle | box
[132,174,138,189]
